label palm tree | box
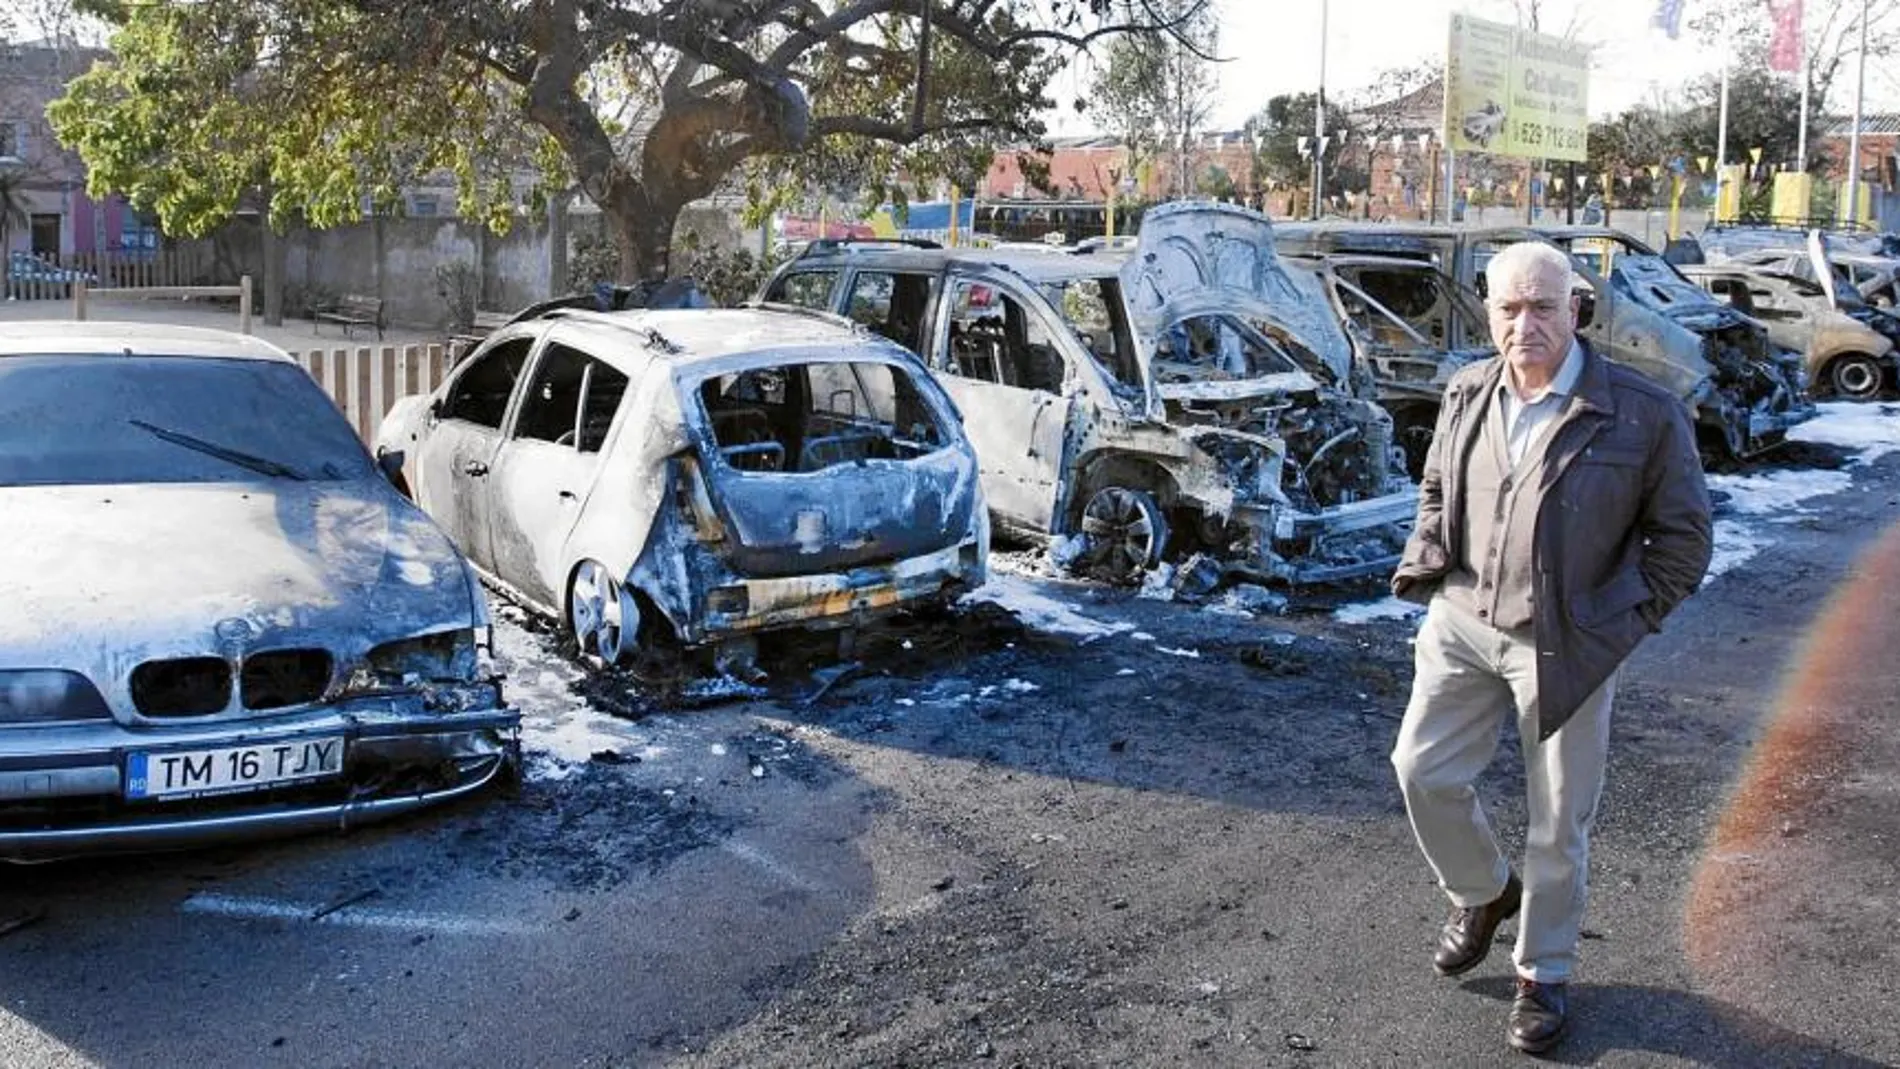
[0,170,30,297]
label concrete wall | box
[284,216,554,329]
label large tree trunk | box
[611,195,680,283]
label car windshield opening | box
[697,359,949,474]
[0,355,375,487]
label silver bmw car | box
[0,323,520,861]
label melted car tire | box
[568,560,640,668]
[1829,353,1884,401]
[1076,487,1169,585]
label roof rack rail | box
[797,237,943,259]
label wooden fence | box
[286,344,454,444]
[5,248,223,302]
[72,276,254,334]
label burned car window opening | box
[1334,277,1432,348]
[577,362,630,454]
[698,360,947,474]
[0,356,373,487]
[513,342,593,445]
[846,270,935,354]
[444,337,533,428]
[1043,276,1142,391]
[944,280,1066,394]
[766,270,839,311]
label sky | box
[1044,0,1900,136]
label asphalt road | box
[3,434,1898,1068]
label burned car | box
[1287,253,1496,476]
[1274,222,1815,461]
[1679,263,1898,400]
[759,202,1417,586]
[377,306,987,673]
[0,323,519,861]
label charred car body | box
[760,203,1417,586]
[1679,263,1899,400]
[1287,254,1496,476]
[0,324,519,861]
[1274,223,1816,460]
[378,306,988,672]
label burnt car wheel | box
[568,560,639,667]
[1829,354,1885,401]
[1076,487,1169,585]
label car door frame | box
[485,327,629,608]
[921,267,1088,536]
[415,328,543,571]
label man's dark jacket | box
[1391,341,1714,740]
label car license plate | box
[125,738,345,800]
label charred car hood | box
[1122,202,1354,387]
[1,480,482,665]
[1614,255,1760,334]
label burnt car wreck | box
[0,324,520,862]
[1274,223,1816,462]
[760,202,1417,587]
[1289,254,1496,477]
[378,306,988,676]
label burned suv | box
[1275,223,1816,461]
[759,202,1417,586]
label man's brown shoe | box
[1507,978,1567,1053]
[1431,872,1521,976]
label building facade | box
[0,40,150,259]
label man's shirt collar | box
[1500,338,1585,405]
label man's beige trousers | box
[1391,596,1616,984]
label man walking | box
[1389,240,1712,1053]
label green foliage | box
[567,230,620,294]
[569,229,782,308]
[49,1,546,238]
[50,1,1197,279]
[1252,93,1348,185]
[1195,164,1235,200]
[673,232,785,308]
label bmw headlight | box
[0,670,113,724]
[341,629,479,694]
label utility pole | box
[1311,0,1328,219]
[1845,0,1870,225]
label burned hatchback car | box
[377,306,987,673]
[1274,223,1816,461]
[0,324,519,861]
[761,202,1417,586]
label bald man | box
[1389,239,1713,1053]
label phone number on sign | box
[1512,120,1583,154]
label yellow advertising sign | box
[1444,13,1589,161]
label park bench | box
[313,293,386,339]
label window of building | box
[0,122,18,160]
